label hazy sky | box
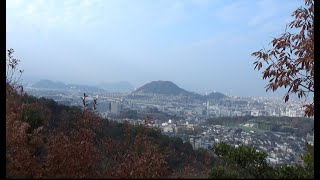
[6,0,303,96]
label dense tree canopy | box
[210,142,314,179]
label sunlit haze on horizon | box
[6,0,303,97]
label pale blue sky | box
[6,0,303,96]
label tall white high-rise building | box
[206,101,209,115]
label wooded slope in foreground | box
[6,84,213,178]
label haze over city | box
[6,0,302,97]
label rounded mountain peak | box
[134,80,187,95]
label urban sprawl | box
[26,86,314,166]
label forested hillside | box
[6,84,214,178]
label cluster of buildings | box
[193,124,311,166]
[108,117,313,166]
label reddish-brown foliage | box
[44,129,102,178]
[6,93,171,178]
[105,133,169,178]
[98,123,169,178]
[6,88,215,178]
[252,0,314,117]
[6,99,46,178]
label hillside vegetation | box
[6,85,214,178]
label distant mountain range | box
[31,79,228,100]
[32,79,67,89]
[132,80,228,101]
[32,79,105,92]
[31,79,135,93]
